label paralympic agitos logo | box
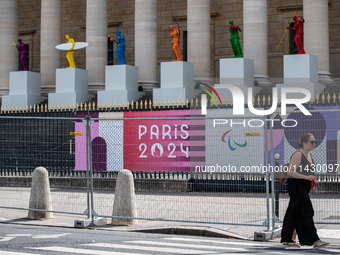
[195,82,223,108]
[222,130,247,151]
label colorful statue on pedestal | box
[55,37,88,68]
[65,35,76,68]
[12,39,28,71]
[110,31,126,65]
[170,25,182,61]
[287,16,305,54]
[229,20,243,58]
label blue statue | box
[111,31,126,65]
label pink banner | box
[123,110,204,172]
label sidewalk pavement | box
[1,208,340,247]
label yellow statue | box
[170,25,182,61]
[65,35,76,68]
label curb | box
[0,217,249,240]
[128,226,249,240]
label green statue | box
[228,20,243,58]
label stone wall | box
[329,0,340,78]
[18,0,41,72]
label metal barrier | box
[0,109,339,231]
[269,108,340,229]
[0,114,88,217]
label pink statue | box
[15,39,28,71]
[287,16,305,54]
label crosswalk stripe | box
[163,237,276,247]
[265,252,308,255]
[127,240,247,251]
[85,242,219,254]
[146,239,328,255]
[33,233,71,239]
[323,248,340,253]
[211,250,319,255]
[7,234,32,237]
[317,229,340,239]
[205,254,278,255]
[203,248,331,255]
[0,251,40,255]
[30,246,147,255]
[197,254,261,255]
[0,237,16,242]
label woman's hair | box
[298,133,313,148]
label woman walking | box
[281,133,330,248]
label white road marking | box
[0,251,40,255]
[208,254,289,255]
[85,242,221,254]
[32,233,71,239]
[317,229,340,239]
[127,240,247,251]
[0,237,16,242]
[164,237,276,246]
[7,234,32,237]
[30,246,147,255]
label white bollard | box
[28,167,53,219]
[111,169,137,225]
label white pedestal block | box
[98,65,145,105]
[276,54,325,99]
[105,65,138,90]
[220,58,254,87]
[48,68,92,108]
[160,62,194,89]
[2,71,46,109]
[283,54,318,84]
[153,62,196,105]
[215,58,260,105]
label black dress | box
[281,151,319,245]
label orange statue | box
[170,25,183,61]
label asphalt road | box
[0,224,339,255]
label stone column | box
[187,0,211,83]
[0,0,18,97]
[303,0,332,84]
[243,0,270,86]
[135,0,158,92]
[40,0,61,94]
[86,0,107,92]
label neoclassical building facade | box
[0,0,339,100]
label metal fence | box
[269,108,340,226]
[0,109,339,231]
[0,112,75,174]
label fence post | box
[264,116,270,232]
[87,116,95,225]
[270,115,275,236]
[85,116,91,221]
[253,116,273,241]
[74,116,106,228]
